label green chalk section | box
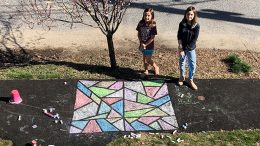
[89,87,115,98]
[137,93,154,104]
[142,80,164,87]
[125,108,154,118]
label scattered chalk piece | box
[18,115,21,121]
[49,108,55,113]
[54,113,60,119]
[43,109,47,113]
[136,134,141,139]
[182,123,188,129]
[197,96,205,101]
[172,129,177,134]
[59,129,67,131]
[160,135,164,139]
[177,138,184,143]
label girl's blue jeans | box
[179,49,196,80]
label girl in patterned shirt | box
[136,8,159,76]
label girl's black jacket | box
[177,22,200,51]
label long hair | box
[141,8,156,27]
[182,6,198,26]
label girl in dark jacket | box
[177,6,200,90]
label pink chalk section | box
[124,100,154,111]
[83,120,102,133]
[153,84,168,99]
[145,87,160,98]
[109,82,123,90]
[74,89,92,109]
[102,97,122,105]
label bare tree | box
[18,0,132,68]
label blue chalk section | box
[98,102,111,114]
[97,119,119,132]
[77,81,91,97]
[149,95,170,106]
[111,100,123,116]
[131,121,153,131]
[71,121,88,130]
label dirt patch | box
[3,46,257,79]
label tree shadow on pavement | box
[0,14,32,65]
[130,2,260,26]
[160,0,219,5]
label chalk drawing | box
[19,125,29,134]
[70,80,178,133]
[174,85,202,105]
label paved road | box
[0,79,259,145]
[0,0,260,52]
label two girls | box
[137,6,200,90]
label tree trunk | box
[106,33,117,69]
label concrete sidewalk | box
[0,79,259,145]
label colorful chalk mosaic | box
[70,80,178,133]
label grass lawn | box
[1,129,259,146]
[0,139,13,146]
[107,129,260,146]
